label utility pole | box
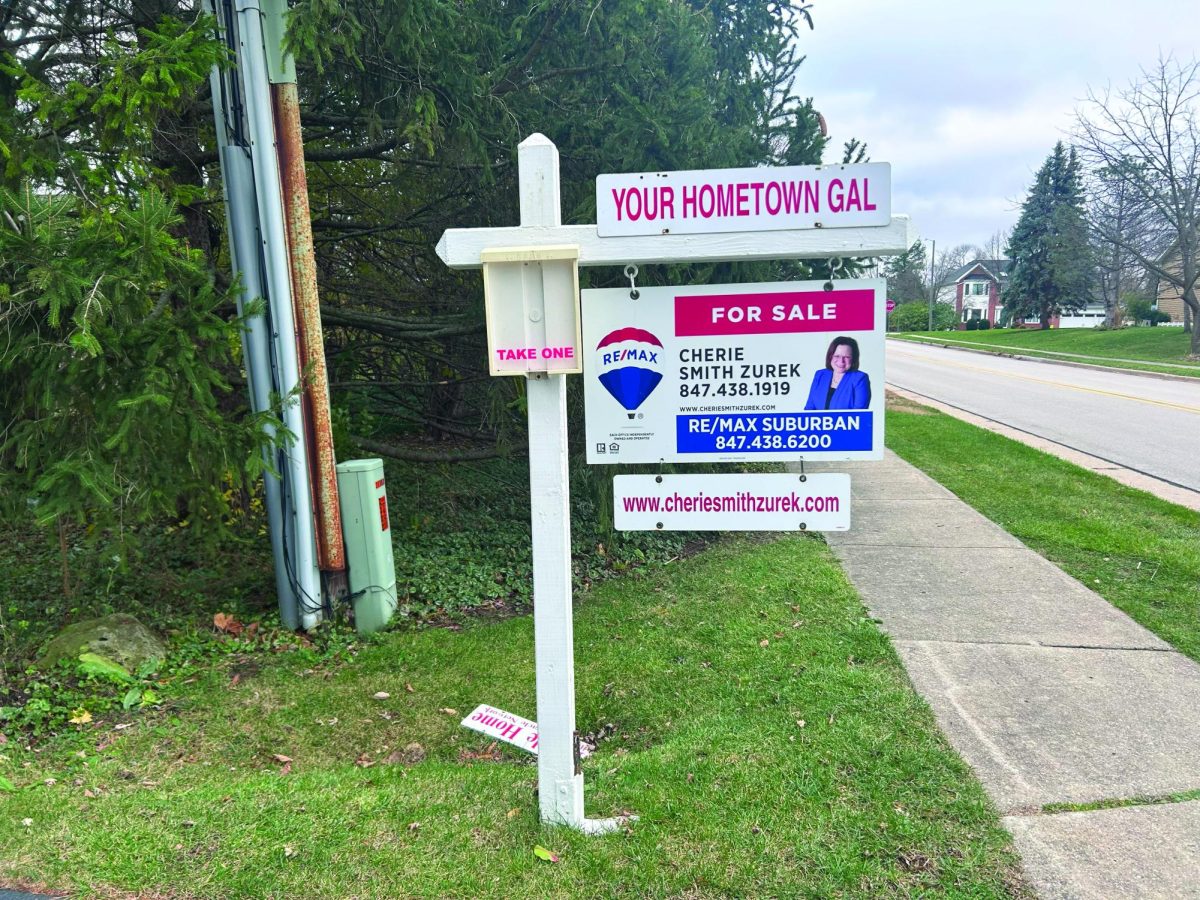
[927,238,936,331]
[205,0,347,629]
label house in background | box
[953,259,1008,327]
[953,257,1107,328]
[1154,244,1191,324]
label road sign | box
[886,299,896,312]
[596,163,890,237]
[582,279,886,463]
[614,473,850,531]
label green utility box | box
[336,459,398,634]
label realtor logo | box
[595,327,664,418]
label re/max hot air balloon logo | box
[595,328,664,419]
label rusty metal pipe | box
[272,80,346,572]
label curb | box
[888,337,1200,383]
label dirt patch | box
[885,390,935,415]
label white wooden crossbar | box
[436,217,914,269]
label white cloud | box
[797,0,1200,246]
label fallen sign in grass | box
[0,536,1029,898]
[887,397,1200,663]
[893,326,1200,378]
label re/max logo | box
[601,348,658,365]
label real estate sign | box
[596,163,891,237]
[582,279,886,464]
[614,472,851,531]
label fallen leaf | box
[506,807,521,819]
[758,639,769,648]
[68,709,93,725]
[213,612,243,635]
[0,733,7,745]
[44,777,56,786]
[404,683,414,693]
[533,844,559,863]
[372,691,390,700]
[686,773,694,784]
[459,742,503,763]
[21,818,32,827]
[283,845,296,858]
[408,822,421,833]
[796,720,806,729]
[355,753,375,768]
[439,707,458,716]
[272,754,293,764]
[83,789,95,799]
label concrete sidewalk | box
[807,452,1200,899]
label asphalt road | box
[885,340,1200,494]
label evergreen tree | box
[1004,143,1093,328]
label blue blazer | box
[804,369,871,410]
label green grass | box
[0,536,1028,898]
[893,327,1199,377]
[1042,788,1200,816]
[887,401,1200,662]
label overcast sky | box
[797,0,1200,256]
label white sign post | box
[437,134,911,833]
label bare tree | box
[1075,55,1200,353]
[929,242,983,299]
[1086,162,1156,326]
[982,228,1011,263]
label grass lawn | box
[893,327,1199,377]
[887,399,1200,662]
[0,536,1028,899]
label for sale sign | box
[596,163,890,237]
[582,279,885,464]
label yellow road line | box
[888,346,1200,415]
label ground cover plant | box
[0,535,1028,898]
[0,455,697,739]
[893,327,1200,377]
[887,398,1200,661]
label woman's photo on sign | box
[804,336,871,410]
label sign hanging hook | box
[625,264,640,300]
[823,257,843,292]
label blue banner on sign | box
[676,411,873,453]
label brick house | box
[953,259,1008,327]
[954,257,1107,328]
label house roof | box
[953,258,1010,283]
